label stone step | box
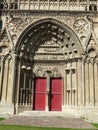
[19,111,78,118]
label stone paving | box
[0,116,96,129]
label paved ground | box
[0,116,96,129]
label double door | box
[33,77,62,111]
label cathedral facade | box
[0,0,98,116]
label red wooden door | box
[50,78,62,111]
[33,77,46,110]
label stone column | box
[92,63,95,106]
[18,0,20,9]
[46,75,50,111]
[89,62,95,105]
[7,53,16,104]
[1,59,9,102]
[96,62,98,105]
[0,55,15,114]
[94,62,98,106]
[16,59,21,114]
[28,0,30,10]
[0,57,4,98]
[58,0,60,10]
[77,59,82,106]
[76,61,78,106]
[88,62,90,104]
[31,77,34,110]
[38,0,40,10]
[67,0,70,10]
[82,61,85,106]
[87,0,90,11]
[70,63,72,106]
[23,71,27,105]
[48,0,50,10]
[63,64,67,106]
[85,62,89,105]
[77,0,80,10]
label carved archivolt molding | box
[14,18,83,63]
[5,14,92,51]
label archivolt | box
[15,18,82,58]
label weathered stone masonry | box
[0,0,98,115]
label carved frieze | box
[33,63,62,77]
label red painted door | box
[50,78,62,111]
[33,77,46,111]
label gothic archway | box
[15,18,82,113]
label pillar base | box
[0,102,14,115]
[45,106,49,111]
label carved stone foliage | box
[0,30,10,47]
[73,18,91,49]
[6,18,24,44]
[5,14,92,50]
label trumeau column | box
[46,74,50,111]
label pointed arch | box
[15,18,82,56]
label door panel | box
[33,77,46,110]
[50,78,62,111]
